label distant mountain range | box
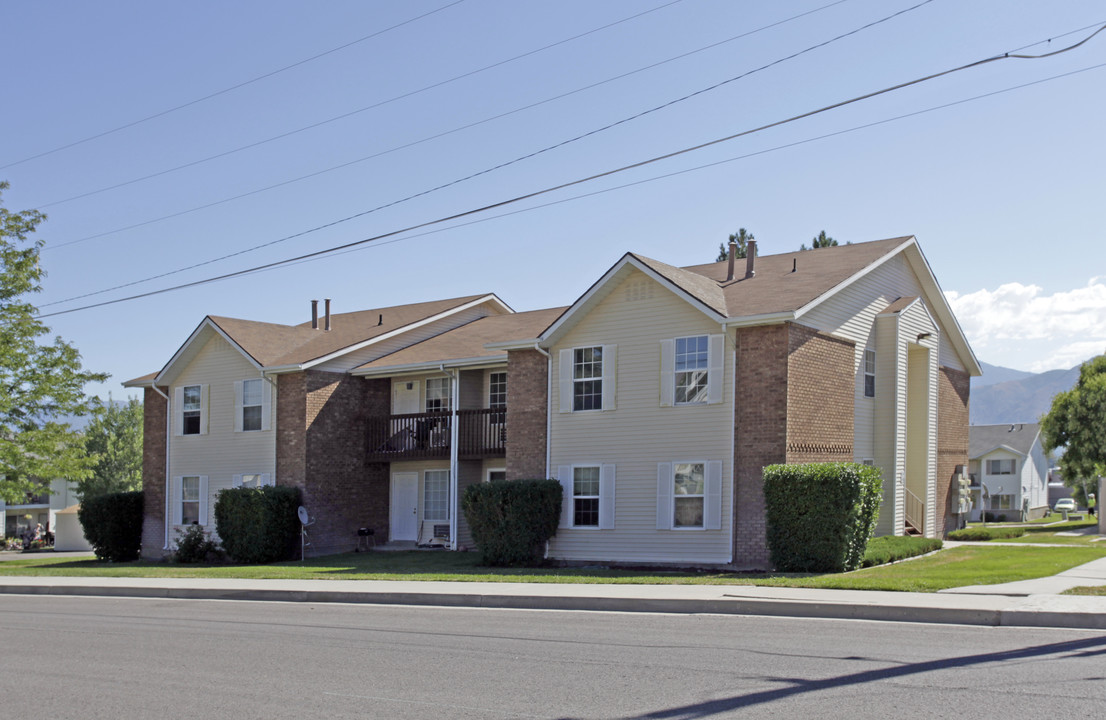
[970,361,1081,425]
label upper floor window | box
[987,459,1016,475]
[864,349,876,398]
[489,372,507,410]
[175,384,207,436]
[573,347,603,411]
[675,336,709,404]
[660,335,723,406]
[426,377,451,413]
[242,379,263,431]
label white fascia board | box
[352,355,507,378]
[794,238,915,321]
[975,444,1029,460]
[121,377,155,389]
[901,244,983,376]
[722,312,795,328]
[299,294,510,370]
[155,317,262,385]
[484,338,541,351]
[540,255,726,346]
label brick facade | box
[505,349,548,480]
[785,325,856,464]
[140,386,169,558]
[936,366,970,536]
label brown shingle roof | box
[355,307,566,372]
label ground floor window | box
[424,470,449,521]
[487,469,506,483]
[990,494,1015,510]
[181,476,201,525]
[673,463,705,528]
[573,466,600,527]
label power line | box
[32,0,688,209]
[0,0,468,170]
[40,0,932,304]
[37,23,1105,319]
[47,0,855,251]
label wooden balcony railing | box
[366,408,506,461]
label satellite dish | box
[298,506,310,525]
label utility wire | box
[39,0,932,300]
[36,23,1106,319]
[0,0,468,170]
[48,0,855,251]
[32,0,687,208]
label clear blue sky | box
[3,0,1104,400]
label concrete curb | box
[4,582,1106,630]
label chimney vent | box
[725,239,736,282]
[324,298,331,332]
[744,240,757,279]
[792,258,797,273]
[311,300,319,330]
[378,314,383,326]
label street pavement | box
[3,550,1106,630]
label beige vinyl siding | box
[899,303,939,536]
[168,334,276,538]
[548,268,732,565]
[313,303,503,372]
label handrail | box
[904,486,924,535]
[366,408,505,459]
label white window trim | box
[234,379,271,433]
[423,469,450,521]
[660,334,724,407]
[174,384,208,436]
[488,371,507,410]
[558,345,617,413]
[425,377,451,413]
[485,468,507,483]
[172,475,208,526]
[556,464,615,529]
[232,473,272,488]
[656,461,722,530]
[863,348,876,399]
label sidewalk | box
[3,555,1106,630]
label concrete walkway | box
[2,554,1106,630]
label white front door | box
[390,472,419,542]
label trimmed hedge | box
[78,490,144,562]
[462,478,562,566]
[948,526,1025,541]
[861,535,943,567]
[213,485,302,563]
[764,462,883,573]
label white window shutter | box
[558,350,573,413]
[659,339,675,407]
[233,380,244,433]
[656,463,673,530]
[171,477,183,525]
[705,461,723,530]
[232,474,243,488]
[261,380,272,431]
[557,465,573,528]
[601,344,617,411]
[599,464,616,530]
[707,334,725,405]
[200,384,210,435]
[261,473,273,487]
[198,476,209,525]
[173,387,184,436]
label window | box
[656,461,723,530]
[864,349,876,398]
[241,379,263,431]
[556,464,615,529]
[674,336,709,404]
[489,372,507,410]
[987,459,1016,475]
[573,346,603,411]
[426,377,451,412]
[180,476,202,525]
[233,473,272,489]
[182,385,202,435]
[991,494,1014,510]
[487,470,506,483]
[424,470,449,521]
[572,466,601,527]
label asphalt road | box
[4,596,1105,719]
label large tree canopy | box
[78,396,143,500]
[0,181,107,503]
[1041,355,1106,483]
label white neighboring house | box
[1,478,81,541]
[968,423,1050,521]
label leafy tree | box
[78,396,143,499]
[716,227,757,262]
[0,181,107,503]
[1041,355,1106,497]
[800,230,838,251]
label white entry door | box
[390,472,419,542]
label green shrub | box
[171,524,221,563]
[948,526,1025,541]
[861,535,943,567]
[764,463,883,573]
[78,490,144,562]
[462,478,562,566]
[214,486,301,563]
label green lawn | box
[3,543,1105,593]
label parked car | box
[1053,498,1077,513]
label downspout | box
[444,364,460,550]
[149,383,171,551]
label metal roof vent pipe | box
[725,238,737,281]
[324,298,332,332]
[311,300,319,330]
[745,239,757,279]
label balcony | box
[366,408,506,461]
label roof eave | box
[352,354,507,378]
[722,311,796,328]
[155,317,263,385]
